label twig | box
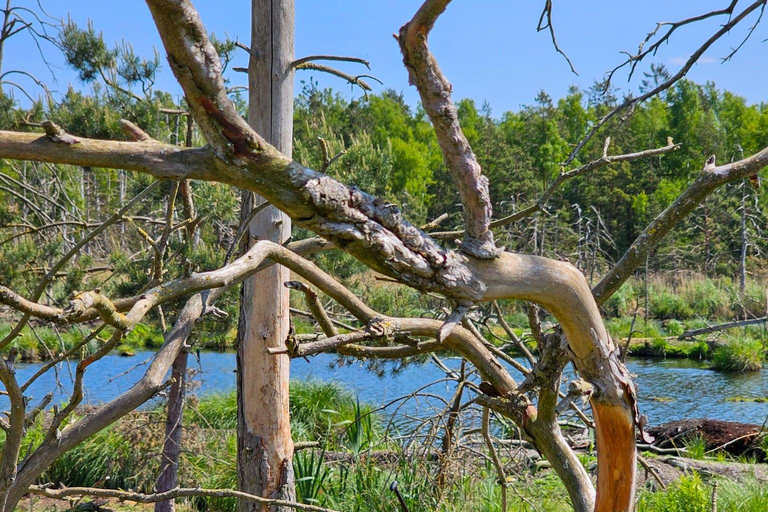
[27,485,341,512]
[482,407,507,512]
[565,0,766,166]
[294,62,373,91]
[292,54,370,69]
[537,0,577,74]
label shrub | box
[664,319,685,336]
[711,337,765,372]
[636,473,710,512]
[649,291,693,320]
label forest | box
[0,1,767,512]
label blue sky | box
[3,1,767,115]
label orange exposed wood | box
[593,401,637,512]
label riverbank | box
[6,351,768,426]
[2,316,765,372]
[17,384,768,512]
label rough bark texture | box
[398,0,499,259]
[154,348,189,512]
[236,1,296,510]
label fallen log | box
[678,317,767,339]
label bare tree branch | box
[292,54,370,69]
[593,147,768,304]
[294,62,374,92]
[28,485,341,512]
[284,281,337,337]
[398,0,500,258]
[565,0,767,165]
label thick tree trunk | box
[154,348,188,512]
[236,1,296,511]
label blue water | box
[9,351,768,427]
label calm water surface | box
[8,351,768,426]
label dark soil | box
[647,418,764,456]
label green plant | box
[636,473,710,512]
[716,477,768,511]
[683,434,707,460]
[294,446,329,505]
[711,336,765,372]
[341,399,374,456]
[664,319,685,336]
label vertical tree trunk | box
[155,123,197,512]
[739,182,747,300]
[236,1,296,510]
[154,347,188,512]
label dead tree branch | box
[398,0,499,258]
[27,485,341,512]
[593,147,768,304]
[431,138,680,240]
[565,0,767,165]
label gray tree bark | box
[154,347,188,512]
[236,1,296,511]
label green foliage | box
[716,477,768,512]
[294,446,329,505]
[636,473,710,512]
[683,435,707,460]
[341,399,374,456]
[649,290,693,320]
[43,415,160,491]
[122,323,164,349]
[711,336,765,372]
[192,380,380,449]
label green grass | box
[638,474,768,512]
[711,336,766,372]
[683,435,707,460]
[636,473,710,512]
[189,380,380,449]
[717,477,768,512]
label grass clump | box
[711,336,765,372]
[716,477,768,512]
[191,380,380,449]
[636,473,710,512]
[683,435,707,460]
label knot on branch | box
[60,290,129,330]
[475,393,537,428]
[459,232,502,260]
[520,329,569,394]
[555,379,594,414]
[41,121,80,145]
[366,317,399,339]
[436,303,471,343]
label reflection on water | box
[5,351,768,426]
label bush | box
[711,337,765,372]
[649,291,693,320]
[636,473,710,512]
[664,319,685,336]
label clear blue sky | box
[3,1,767,114]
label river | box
[7,351,768,427]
